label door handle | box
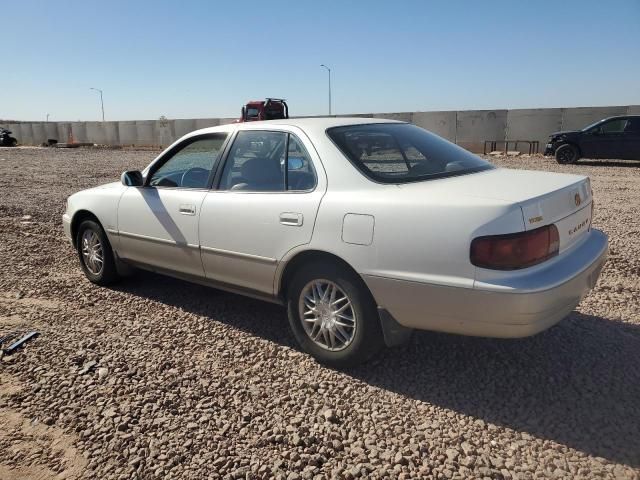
[279,212,303,226]
[179,204,196,215]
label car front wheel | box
[76,220,119,285]
[555,144,579,164]
[286,261,384,367]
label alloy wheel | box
[81,229,104,275]
[298,279,357,351]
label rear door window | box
[286,135,317,191]
[219,131,316,192]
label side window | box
[600,119,628,134]
[287,135,317,191]
[219,131,317,192]
[220,131,286,191]
[149,134,227,188]
[624,119,640,134]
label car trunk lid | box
[398,168,593,252]
[519,180,592,253]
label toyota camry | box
[63,118,608,366]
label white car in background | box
[63,118,608,366]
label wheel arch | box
[559,141,582,156]
[276,249,368,302]
[70,210,102,248]
[277,248,413,348]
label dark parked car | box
[544,115,640,164]
[0,128,18,147]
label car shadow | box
[112,271,640,467]
[578,159,640,168]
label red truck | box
[238,98,289,122]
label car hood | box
[69,181,124,201]
[549,130,581,137]
[84,181,123,192]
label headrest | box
[241,158,282,184]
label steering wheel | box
[181,167,209,188]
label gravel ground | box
[0,147,639,480]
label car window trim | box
[285,132,318,192]
[209,129,239,190]
[145,132,232,189]
[212,128,318,193]
[284,132,290,190]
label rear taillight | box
[470,225,560,270]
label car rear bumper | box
[364,229,608,338]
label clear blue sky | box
[4,0,640,121]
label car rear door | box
[621,118,640,159]
[583,118,627,159]
[198,128,326,294]
[117,133,228,277]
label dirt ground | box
[0,147,639,479]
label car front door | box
[582,119,627,159]
[198,128,326,294]
[117,133,228,277]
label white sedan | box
[63,118,608,366]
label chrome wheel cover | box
[298,279,357,352]
[81,229,104,275]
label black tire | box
[286,261,384,368]
[9,138,17,147]
[555,144,579,164]
[76,220,120,286]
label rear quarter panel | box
[307,184,524,289]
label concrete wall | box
[3,105,639,152]
[455,110,508,152]
[411,111,457,142]
[506,108,563,152]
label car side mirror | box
[121,170,144,186]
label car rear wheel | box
[286,261,384,367]
[555,144,579,164]
[76,220,119,285]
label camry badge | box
[574,193,582,207]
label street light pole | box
[90,87,105,122]
[46,113,50,122]
[320,64,332,116]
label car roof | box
[185,117,406,137]
[601,115,640,121]
[247,117,405,127]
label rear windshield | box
[327,123,493,183]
